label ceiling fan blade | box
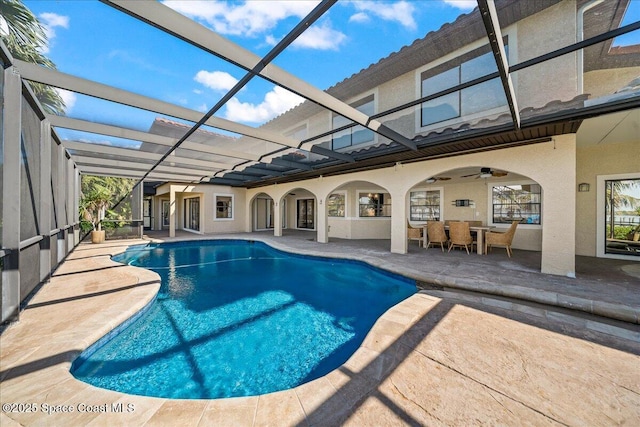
[461,173,478,178]
[492,171,508,177]
[438,177,451,181]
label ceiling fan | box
[461,167,508,179]
[425,176,451,183]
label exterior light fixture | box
[578,183,590,192]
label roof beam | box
[14,59,300,149]
[103,0,418,151]
[478,0,521,129]
[62,140,235,170]
[48,115,261,161]
[75,156,218,176]
[79,166,204,182]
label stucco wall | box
[515,0,578,109]
[576,139,640,256]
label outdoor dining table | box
[423,223,494,255]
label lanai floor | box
[1,232,638,426]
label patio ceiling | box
[4,0,640,187]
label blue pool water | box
[71,240,416,399]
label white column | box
[169,187,176,238]
[390,188,408,254]
[540,136,576,277]
[273,197,283,237]
[316,195,328,243]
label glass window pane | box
[461,78,507,116]
[461,50,499,82]
[492,184,541,224]
[421,92,460,126]
[422,67,459,97]
[332,130,352,150]
[327,193,345,217]
[351,126,374,145]
[216,196,233,219]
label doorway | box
[184,197,200,232]
[143,198,152,230]
[603,177,640,257]
[297,199,315,229]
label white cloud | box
[38,12,69,53]
[196,103,208,113]
[348,12,370,24]
[293,22,346,51]
[224,86,303,124]
[442,0,477,11]
[350,1,416,30]
[163,0,318,37]
[57,89,76,112]
[194,70,239,91]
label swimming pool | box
[71,240,416,399]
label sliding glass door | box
[604,178,640,257]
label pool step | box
[419,288,640,346]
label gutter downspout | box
[577,0,606,94]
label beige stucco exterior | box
[145,1,640,278]
[576,138,640,256]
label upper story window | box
[359,192,391,217]
[332,95,375,150]
[421,40,509,128]
[327,193,345,217]
[410,190,441,221]
[491,184,541,225]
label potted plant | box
[80,185,112,243]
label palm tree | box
[0,0,65,114]
[605,180,639,239]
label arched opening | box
[279,187,317,236]
[251,192,277,231]
[407,166,543,256]
[324,180,393,241]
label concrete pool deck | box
[1,234,639,426]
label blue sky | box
[23,0,478,134]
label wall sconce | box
[578,183,590,192]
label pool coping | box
[1,237,639,426]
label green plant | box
[79,184,112,232]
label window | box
[215,194,233,219]
[421,41,508,127]
[410,190,441,221]
[359,192,391,217]
[492,184,541,224]
[327,193,345,217]
[604,178,640,257]
[332,95,375,150]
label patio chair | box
[407,220,423,247]
[426,221,448,252]
[448,221,475,254]
[485,220,519,257]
